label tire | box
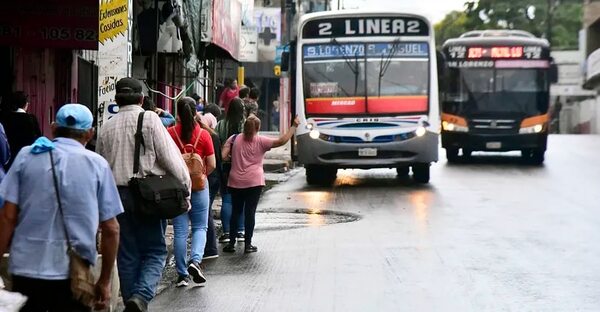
[462,148,472,158]
[522,149,545,165]
[396,166,410,177]
[412,164,430,184]
[306,166,337,186]
[446,148,459,163]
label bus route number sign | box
[302,16,429,39]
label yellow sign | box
[99,0,128,44]
[274,65,281,77]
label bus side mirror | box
[549,63,558,84]
[436,50,445,78]
[281,52,290,72]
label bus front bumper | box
[441,132,548,152]
[297,132,439,169]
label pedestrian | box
[218,78,240,113]
[222,115,299,253]
[214,98,246,244]
[201,117,222,260]
[0,123,10,183]
[239,86,250,101]
[191,93,205,113]
[167,97,216,287]
[96,77,191,312]
[204,102,222,122]
[0,91,42,169]
[142,96,176,127]
[245,87,260,118]
[0,104,122,311]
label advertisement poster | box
[239,26,258,62]
[212,0,242,60]
[98,0,133,128]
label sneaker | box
[223,244,236,253]
[175,275,190,288]
[202,253,219,260]
[187,261,207,284]
[236,232,245,242]
[244,244,258,253]
[218,234,230,244]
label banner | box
[255,7,281,62]
[212,0,241,60]
[97,0,133,128]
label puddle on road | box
[254,208,361,231]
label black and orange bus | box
[440,30,557,164]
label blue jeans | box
[173,186,210,277]
[220,191,244,234]
[117,188,167,304]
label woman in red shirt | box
[218,78,240,113]
[167,97,216,287]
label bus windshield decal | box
[303,42,428,60]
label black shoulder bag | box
[127,112,189,219]
[221,134,238,183]
[49,150,96,308]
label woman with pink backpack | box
[167,97,216,288]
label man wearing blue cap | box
[0,104,123,311]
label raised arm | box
[272,116,300,148]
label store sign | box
[97,0,133,128]
[302,16,429,39]
[0,0,97,49]
[239,26,258,62]
[255,7,281,62]
[200,0,213,42]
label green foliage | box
[435,1,582,50]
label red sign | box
[0,0,98,50]
[468,46,524,59]
[212,0,241,60]
[306,96,428,115]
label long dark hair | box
[226,97,245,138]
[176,96,197,143]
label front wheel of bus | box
[412,164,430,184]
[306,166,337,186]
[446,148,459,163]
[522,149,545,165]
[396,166,410,177]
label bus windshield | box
[303,42,429,116]
[444,67,549,116]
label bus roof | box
[443,29,549,48]
[298,10,433,30]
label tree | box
[435,0,582,50]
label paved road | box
[151,135,600,311]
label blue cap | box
[56,104,93,130]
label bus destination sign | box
[446,45,543,60]
[302,16,429,39]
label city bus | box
[440,30,558,164]
[286,11,440,185]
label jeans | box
[204,176,220,256]
[220,191,244,234]
[229,186,263,246]
[117,187,168,304]
[173,185,210,277]
[12,275,90,312]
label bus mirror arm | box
[281,52,290,72]
[549,63,558,84]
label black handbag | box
[128,112,189,219]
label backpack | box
[173,127,206,191]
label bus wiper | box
[378,40,401,97]
[331,38,361,95]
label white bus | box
[286,11,439,185]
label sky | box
[341,0,467,23]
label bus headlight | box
[309,129,320,139]
[519,124,544,134]
[306,123,314,130]
[415,126,427,137]
[442,121,469,132]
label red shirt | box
[168,124,215,157]
[219,86,240,113]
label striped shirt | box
[96,105,190,189]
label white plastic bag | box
[0,277,27,312]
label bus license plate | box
[486,142,502,149]
[358,148,377,157]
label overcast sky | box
[340,0,466,23]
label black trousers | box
[11,275,90,312]
[229,186,263,245]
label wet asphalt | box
[150,135,600,311]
